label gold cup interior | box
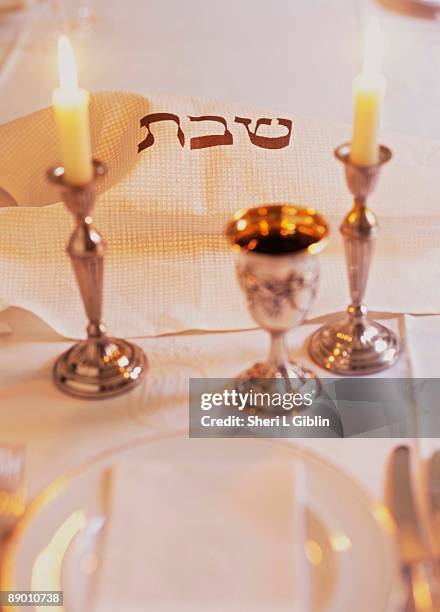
[226,204,329,256]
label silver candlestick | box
[309,143,403,375]
[48,160,147,399]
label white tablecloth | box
[0,306,437,503]
[0,0,439,522]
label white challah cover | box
[0,91,438,338]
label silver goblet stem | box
[309,144,403,375]
[48,160,147,399]
[268,332,287,368]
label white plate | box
[2,435,403,611]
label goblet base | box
[234,360,321,413]
[53,337,147,399]
[309,317,402,376]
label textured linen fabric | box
[0,91,438,338]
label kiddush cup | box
[226,204,329,406]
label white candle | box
[351,18,386,166]
[52,35,93,185]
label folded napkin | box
[404,315,440,442]
[0,91,439,338]
[94,457,307,612]
[405,315,440,379]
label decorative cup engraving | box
[237,260,319,327]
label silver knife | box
[427,451,440,560]
[388,445,438,612]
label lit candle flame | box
[362,17,382,76]
[57,35,78,90]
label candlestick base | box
[53,336,147,400]
[308,315,402,375]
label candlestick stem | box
[308,144,402,375]
[48,160,147,399]
[342,198,376,321]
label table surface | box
[0,0,439,519]
[1,0,440,139]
